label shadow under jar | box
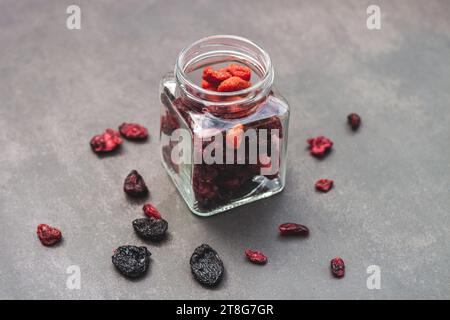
[160,35,290,216]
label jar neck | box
[174,35,274,115]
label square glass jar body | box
[159,36,290,216]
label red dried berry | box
[37,224,62,246]
[227,64,251,81]
[90,129,122,153]
[331,257,345,278]
[118,123,148,140]
[315,179,334,192]
[201,79,218,91]
[124,170,149,197]
[202,66,232,85]
[143,203,161,219]
[217,76,251,92]
[279,223,309,236]
[245,249,268,264]
[347,113,361,131]
[307,136,333,158]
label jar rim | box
[175,35,274,101]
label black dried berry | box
[132,217,168,241]
[190,244,224,287]
[112,245,151,278]
[124,170,149,197]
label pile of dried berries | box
[201,64,252,92]
[279,223,309,236]
[124,170,149,197]
[37,224,62,246]
[190,244,224,287]
[112,245,151,278]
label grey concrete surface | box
[0,0,449,300]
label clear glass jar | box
[159,35,290,216]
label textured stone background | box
[0,0,449,299]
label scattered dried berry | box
[123,170,149,197]
[227,64,251,81]
[315,179,334,192]
[245,249,268,264]
[217,76,251,92]
[132,217,168,241]
[190,244,224,287]
[90,129,122,153]
[143,203,161,219]
[347,113,361,131]
[37,224,62,246]
[279,223,309,236]
[118,122,148,140]
[330,257,345,278]
[307,136,333,158]
[112,245,151,278]
[202,66,232,85]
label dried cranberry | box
[123,170,149,197]
[347,113,361,131]
[331,257,345,278]
[245,249,268,265]
[90,129,122,153]
[279,223,309,236]
[307,136,333,158]
[118,122,148,140]
[143,203,161,219]
[37,224,62,246]
[315,179,334,192]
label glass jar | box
[159,35,290,216]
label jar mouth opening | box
[175,35,274,102]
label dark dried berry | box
[124,170,149,197]
[245,249,268,264]
[347,113,361,131]
[37,224,62,246]
[307,136,333,158]
[90,129,123,153]
[143,203,161,219]
[119,122,148,140]
[279,223,309,236]
[112,245,151,278]
[315,179,334,192]
[190,244,224,287]
[331,257,345,278]
[132,217,168,241]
